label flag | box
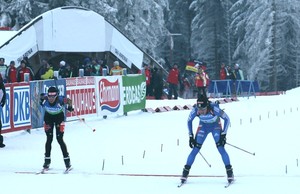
[185,61,198,72]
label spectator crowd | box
[0,56,120,83]
[0,56,245,100]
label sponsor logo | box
[99,79,120,112]
[123,82,146,105]
[13,86,31,126]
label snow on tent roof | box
[0,31,17,48]
[0,6,143,69]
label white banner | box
[110,27,143,69]
[0,27,38,66]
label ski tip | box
[177,183,183,188]
[64,167,73,174]
[177,180,186,188]
[224,179,235,188]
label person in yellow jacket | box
[41,63,54,80]
[109,61,123,75]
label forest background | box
[1,0,300,92]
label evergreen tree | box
[1,0,300,91]
[190,0,229,79]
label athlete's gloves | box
[189,134,196,148]
[63,97,72,105]
[40,93,48,105]
[217,133,226,147]
[64,98,74,112]
[67,106,74,112]
[0,97,5,107]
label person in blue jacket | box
[180,95,234,184]
[40,86,73,171]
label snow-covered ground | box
[1,89,300,194]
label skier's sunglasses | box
[197,102,207,110]
[48,92,58,99]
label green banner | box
[122,75,146,113]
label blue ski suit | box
[185,102,231,167]
[41,96,68,158]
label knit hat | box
[113,61,119,66]
[47,86,58,96]
[60,61,66,66]
[196,95,208,109]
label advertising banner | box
[1,86,11,132]
[2,83,32,133]
[65,77,97,119]
[95,76,124,117]
[122,75,146,113]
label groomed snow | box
[1,88,300,194]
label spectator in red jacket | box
[143,64,153,96]
[195,66,209,99]
[6,61,18,83]
[17,60,34,82]
[220,63,228,80]
[167,63,180,99]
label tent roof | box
[0,6,143,69]
[0,31,17,46]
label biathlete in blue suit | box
[180,95,234,184]
[40,86,74,170]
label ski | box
[224,179,235,188]
[16,167,72,175]
[64,167,73,174]
[36,168,50,175]
[177,179,186,188]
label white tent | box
[0,6,143,69]
[0,31,17,46]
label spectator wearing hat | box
[17,60,35,82]
[58,60,67,78]
[234,63,244,80]
[58,61,73,78]
[110,61,123,75]
[6,61,18,83]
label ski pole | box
[198,152,211,167]
[226,142,255,156]
[72,111,96,132]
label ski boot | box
[64,156,72,173]
[225,165,234,183]
[0,136,5,148]
[180,165,191,184]
[43,157,51,169]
